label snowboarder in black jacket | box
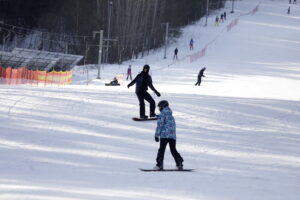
[173,48,178,60]
[128,65,161,119]
[195,67,206,86]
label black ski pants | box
[126,74,132,80]
[136,91,155,117]
[195,77,202,86]
[156,138,183,168]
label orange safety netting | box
[0,66,6,78]
[0,66,72,85]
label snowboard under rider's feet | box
[140,114,157,119]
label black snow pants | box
[156,138,183,168]
[136,91,155,118]
[195,76,202,86]
[126,74,132,80]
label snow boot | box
[177,164,183,170]
[153,165,163,170]
[150,113,158,118]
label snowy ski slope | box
[0,0,300,199]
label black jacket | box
[128,71,158,94]
[198,68,206,78]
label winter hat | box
[158,100,169,108]
[143,65,150,73]
[158,100,169,111]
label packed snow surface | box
[1,0,300,199]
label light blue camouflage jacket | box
[155,106,176,140]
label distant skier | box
[127,65,161,119]
[293,0,296,4]
[154,100,184,170]
[215,16,220,26]
[289,0,292,4]
[173,48,178,60]
[220,14,224,22]
[195,67,206,86]
[189,38,194,50]
[223,12,227,20]
[126,65,132,80]
[287,6,291,14]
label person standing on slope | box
[173,48,178,60]
[189,38,194,50]
[220,14,224,23]
[126,65,132,80]
[154,100,184,170]
[215,16,220,26]
[195,67,206,86]
[128,65,161,119]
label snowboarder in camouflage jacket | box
[154,100,184,170]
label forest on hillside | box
[0,0,226,64]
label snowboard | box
[105,83,120,86]
[139,168,195,172]
[132,117,158,121]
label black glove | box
[155,91,161,97]
[127,84,130,88]
[155,136,159,142]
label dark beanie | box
[143,65,150,71]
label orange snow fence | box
[0,66,72,85]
